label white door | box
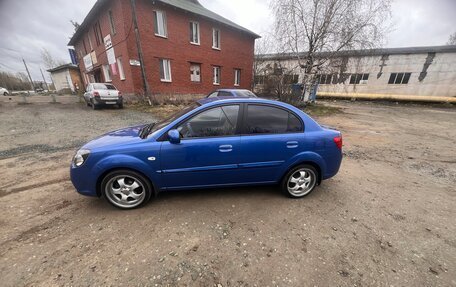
[190,64,201,82]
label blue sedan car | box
[70,97,342,209]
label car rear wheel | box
[101,170,152,209]
[91,100,99,110]
[281,165,318,198]
[118,102,124,109]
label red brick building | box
[68,0,260,98]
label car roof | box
[216,88,250,92]
[197,97,294,109]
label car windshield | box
[150,103,199,134]
[234,90,257,97]
[93,83,117,90]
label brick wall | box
[72,0,257,98]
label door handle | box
[219,144,233,152]
[286,141,298,148]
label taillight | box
[118,91,122,97]
[334,135,343,149]
[93,91,100,97]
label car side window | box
[218,91,232,97]
[177,105,240,138]
[207,92,218,98]
[245,105,303,134]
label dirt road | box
[0,100,455,286]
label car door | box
[237,104,304,183]
[160,104,242,189]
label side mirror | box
[168,129,181,144]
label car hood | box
[82,124,146,150]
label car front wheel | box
[3,92,8,96]
[101,170,152,209]
[281,165,318,198]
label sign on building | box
[83,54,93,71]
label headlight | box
[73,149,90,167]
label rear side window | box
[245,105,303,134]
[218,91,232,97]
[177,105,240,138]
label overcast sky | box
[0,0,455,82]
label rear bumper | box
[93,97,123,105]
[322,151,343,180]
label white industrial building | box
[255,45,456,98]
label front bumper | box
[70,165,99,197]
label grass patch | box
[302,103,344,117]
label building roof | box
[47,63,79,73]
[257,45,456,61]
[68,0,260,46]
[157,0,260,38]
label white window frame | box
[212,28,221,50]
[154,10,167,38]
[117,57,125,80]
[190,21,200,45]
[103,64,112,82]
[159,59,172,82]
[190,63,201,82]
[213,66,221,85]
[234,69,241,86]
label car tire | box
[101,170,152,209]
[118,102,124,109]
[3,92,7,96]
[281,164,318,198]
[91,100,99,110]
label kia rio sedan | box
[70,97,342,209]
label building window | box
[190,63,201,82]
[349,73,369,84]
[117,57,125,80]
[317,74,336,85]
[189,22,200,45]
[213,66,221,85]
[108,10,116,35]
[254,75,265,85]
[82,39,88,54]
[159,59,172,82]
[388,73,411,84]
[88,35,93,51]
[212,28,220,49]
[103,65,112,82]
[153,11,167,37]
[234,69,241,86]
[93,21,103,46]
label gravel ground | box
[0,99,455,286]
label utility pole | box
[130,0,154,105]
[22,58,34,91]
[40,68,50,91]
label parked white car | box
[0,87,10,96]
[83,83,123,110]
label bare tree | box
[447,32,456,45]
[254,33,302,100]
[270,0,392,102]
[41,48,65,69]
